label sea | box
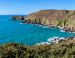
[0,15,75,45]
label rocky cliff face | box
[13,10,75,32]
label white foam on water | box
[46,26,49,28]
[53,37,59,39]
[35,43,41,45]
[41,42,50,45]
[72,32,75,33]
[42,26,46,28]
[36,42,50,45]
[20,23,23,24]
[68,32,75,33]
[47,37,65,42]
[35,36,65,46]
[59,37,64,40]
[60,30,65,32]
[41,25,50,28]
[47,38,54,42]
[38,25,42,27]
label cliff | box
[13,10,75,32]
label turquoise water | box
[0,15,75,45]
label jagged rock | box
[21,16,24,20]
[63,27,75,32]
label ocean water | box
[0,15,75,45]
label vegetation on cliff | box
[0,39,75,58]
[26,10,75,27]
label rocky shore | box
[13,10,75,32]
[63,27,75,33]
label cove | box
[0,15,75,45]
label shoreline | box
[11,17,75,46]
[20,21,75,33]
[19,22,75,46]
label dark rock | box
[63,27,75,32]
[21,16,24,20]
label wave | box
[48,37,64,42]
[38,25,42,27]
[47,38,54,42]
[60,30,65,32]
[36,42,50,45]
[68,32,75,33]
[42,26,46,28]
[20,23,23,24]
[36,37,65,45]
[35,24,49,28]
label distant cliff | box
[13,10,75,32]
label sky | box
[0,0,75,15]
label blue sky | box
[0,0,75,15]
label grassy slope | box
[0,39,75,58]
[25,10,75,28]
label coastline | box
[20,20,75,33]
[13,10,75,33]
[13,15,75,33]
[19,22,75,46]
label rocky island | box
[13,10,75,32]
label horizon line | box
[0,9,75,15]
